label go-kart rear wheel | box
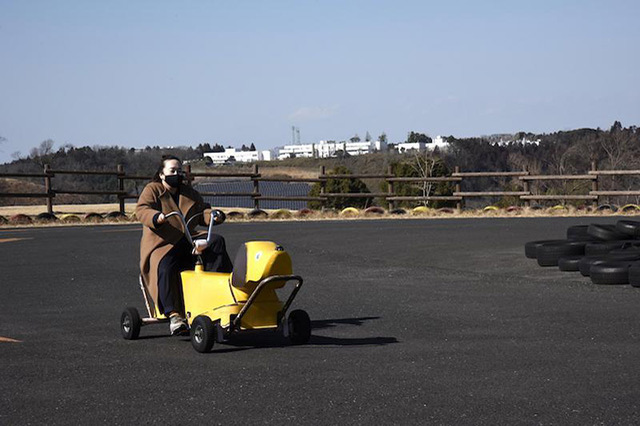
[287,309,311,345]
[191,316,215,353]
[121,307,141,340]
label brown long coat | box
[136,181,211,314]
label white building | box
[395,141,427,152]
[395,136,450,153]
[204,148,271,165]
[277,143,316,160]
[429,135,450,150]
[278,139,387,160]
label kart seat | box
[231,244,248,289]
[230,241,292,290]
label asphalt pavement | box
[2,216,640,425]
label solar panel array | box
[195,180,312,210]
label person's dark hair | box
[152,155,182,182]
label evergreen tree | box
[309,166,370,209]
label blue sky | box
[1,0,638,163]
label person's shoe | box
[169,315,187,335]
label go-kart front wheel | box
[287,309,311,345]
[191,316,215,353]
[121,307,141,340]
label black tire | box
[105,211,127,219]
[628,262,640,287]
[579,252,640,276]
[587,224,627,241]
[584,240,638,256]
[36,212,58,222]
[590,260,636,285]
[608,246,640,256]
[247,209,268,218]
[287,309,311,345]
[121,307,141,340]
[524,239,567,259]
[191,316,215,353]
[558,255,583,271]
[579,255,606,276]
[536,241,587,267]
[390,208,407,215]
[566,225,591,241]
[616,220,640,238]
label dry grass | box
[0,203,137,216]
[1,203,639,229]
[257,166,318,179]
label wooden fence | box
[1,161,639,213]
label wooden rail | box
[1,160,640,213]
[452,171,529,178]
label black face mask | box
[164,174,182,188]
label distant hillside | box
[1,122,638,206]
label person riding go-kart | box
[120,155,311,353]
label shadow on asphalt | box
[128,316,398,350]
[199,316,398,353]
[310,316,381,330]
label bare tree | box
[411,150,442,207]
[599,126,637,170]
[29,139,55,167]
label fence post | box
[522,166,530,208]
[387,165,394,211]
[319,165,326,211]
[117,164,125,215]
[591,160,598,208]
[454,166,462,211]
[44,164,53,214]
[184,164,192,184]
[253,164,259,210]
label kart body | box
[120,210,310,352]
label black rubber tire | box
[597,204,618,212]
[590,260,636,285]
[287,309,311,345]
[629,262,640,287]
[608,246,640,256]
[524,239,567,259]
[578,252,640,276]
[390,208,407,215]
[566,225,591,241]
[584,240,638,256]
[616,220,640,238]
[36,212,58,221]
[105,211,126,219]
[121,307,141,340]
[191,316,215,353]
[558,256,583,271]
[247,209,268,218]
[536,241,587,267]
[579,255,607,276]
[587,224,628,241]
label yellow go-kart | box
[120,210,310,353]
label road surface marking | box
[0,237,32,244]
[100,227,142,233]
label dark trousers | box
[156,234,233,315]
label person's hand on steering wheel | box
[192,239,209,255]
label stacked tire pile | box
[525,221,640,286]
